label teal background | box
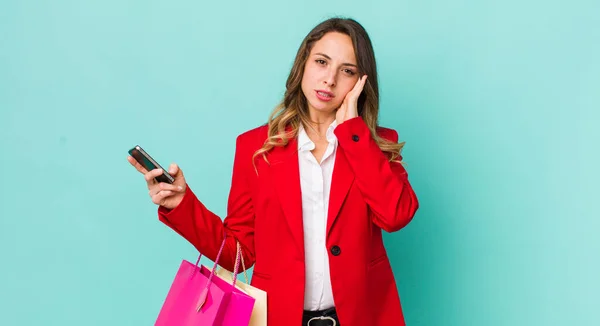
[1,0,598,325]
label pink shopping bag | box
[155,236,255,325]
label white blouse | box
[297,120,338,311]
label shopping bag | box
[155,236,255,325]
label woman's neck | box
[305,109,335,139]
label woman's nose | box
[323,69,336,87]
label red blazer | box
[158,117,419,326]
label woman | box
[128,17,419,326]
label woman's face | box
[301,32,360,117]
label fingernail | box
[178,186,183,191]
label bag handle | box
[193,233,249,311]
[238,242,249,284]
[230,241,249,285]
[194,231,228,311]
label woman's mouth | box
[315,90,334,102]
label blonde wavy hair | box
[252,18,405,170]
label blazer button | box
[330,245,341,256]
[352,135,359,142]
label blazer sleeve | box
[334,116,419,232]
[157,134,256,272]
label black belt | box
[302,307,340,326]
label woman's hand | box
[127,156,187,209]
[336,75,368,125]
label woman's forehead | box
[311,32,356,63]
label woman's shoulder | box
[236,123,269,144]
[375,125,399,142]
[339,117,399,143]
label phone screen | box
[128,145,175,184]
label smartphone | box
[128,145,175,184]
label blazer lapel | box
[327,146,355,236]
[269,138,305,257]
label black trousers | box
[302,307,340,326]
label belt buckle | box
[307,316,337,326]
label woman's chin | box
[307,99,339,115]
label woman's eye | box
[316,59,326,65]
[344,69,356,75]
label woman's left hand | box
[336,75,368,125]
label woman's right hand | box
[127,156,187,210]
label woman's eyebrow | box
[315,52,358,67]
